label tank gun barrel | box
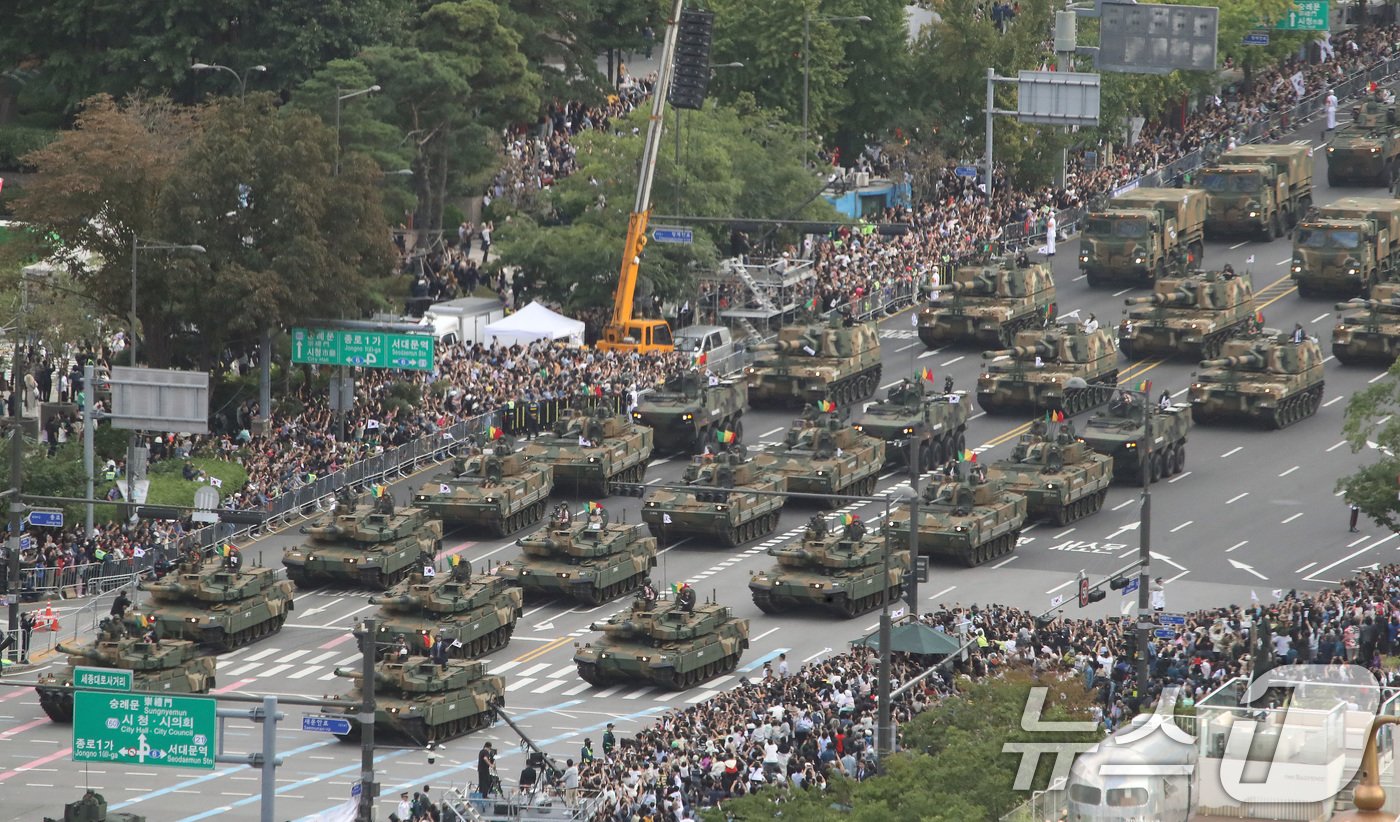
[1338,299,1400,313]
[983,342,1050,360]
[368,593,419,606]
[57,642,103,659]
[945,280,992,295]
[1125,291,1193,307]
[333,668,363,680]
[1200,354,1265,369]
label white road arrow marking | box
[1150,552,1186,571]
[1107,522,1140,540]
[1228,558,1268,580]
[138,732,150,764]
[1355,562,1381,572]
[534,621,555,631]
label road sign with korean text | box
[291,328,435,372]
[73,692,216,770]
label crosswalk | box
[487,659,761,704]
[219,645,365,682]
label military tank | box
[520,403,653,496]
[36,617,216,722]
[412,437,551,535]
[745,313,882,407]
[1081,395,1192,484]
[1189,330,1326,428]
[640,448,786,546]
[326,656,503,744]
[497,503,657,605]
[1333,283,1400,364]
[356,561,522,659]
[1122,269,1256,360]
[134,550,294,650]
[282,489,443,590]
[991,424,1112,525]
[573,590,750,689]
[977,325,1119,415]
[43,790,146,822]
[631,371,748,454]
[917,258,1057,347]
[751,410,884,501]
[887,472,1028,567]
[749,515,909,618]
[853,378,970,468]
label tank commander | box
[224,545,243,574]
[844,515,867,542]
[587,507,605,532]
[640,579,658,611]
[676,583,697,613]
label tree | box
[1338,359,1400,530]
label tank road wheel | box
[835,595,861,619]
[579,586,604,607]
[725,526,742,547]
[577,662,602,685]
[752,590,782,614]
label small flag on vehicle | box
[716,430,736,444]
[488,426,504,440]
[920,367,935,383]
[818,400,836,413]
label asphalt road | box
[2,120,1394,821]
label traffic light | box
[1087,588,1106,604]
[137,506,183,521]
[1109,576,1131,591]
[669,10,715,110]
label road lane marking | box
[1297,562,1317,573]
[761,427,783,437]
[1046,580,1074,594]
[1226,492,1248,504]
[258,664,292,679]
[1328,440,1348,451]
[1306,533,1398,581]
[882,380,903,390]
[940,356,965,366]
[1230,242,1249,250]
[563,683,591,696]
[1323,355,1336,363]
[1112,499,1135,511]
[1282,513,1303,524]
[1168,471,1192,483]
[518,662,551,677]
[753,626,781,642]
[244,648,280,662]
[1221,447,1242,458]
[1113,288,1132,297]
[622,686,654,700]
[531,680,567,695]
[896,342,921,352]
[1053,528,1076,539]
[686,690,719,704]
[1279,466,1299,477]
[927,585,956,601]
[1226,541,1248,553]
[991,556,1019,569]
[1170,521,1193,533]
[317,633,353,650]
[1276,258,1291,266]
[1325,397,1343,407]
[1310,312,1329,323]
[505,678,537,692]
[1372,373,1389,384]
[918,349,942,359]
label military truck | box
[751,411,885,501]
[1121,269,1257,360]
[991,425,1112,525]
[573,591,750,689]
[327,656,504,743]
[1079,188,1207,286]
[1189,330,1327,429]
[282,490,443,590]
[1333,282,1400,363]
[631,371,748,454]
[745,314,882,407]
[977,325,1119,415]
[43,791,146,822]
[853,379,970,469]
[1327,100,1400,187]
[749,516,908,618]
[497,503,657,605]
[36,617,216,722]
[640,448,786,546]
[135,551,294,650]
[1201,144,1314,239]
[520,403,654,496]
[887,473,1028,567]
[413,437,551,536]
[357,561,522,659]
[1290,197,1400,296]
[916,258,1056,348]
[1081,395,1192,484]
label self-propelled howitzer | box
[1332,290,1400,364]
[325,656,504,744]
[976,326,1119,415]
[1189,331,1326,428]
[1121,270,1256,360]
[745,314,882,407]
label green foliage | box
[23,442,89,524]
[1338,357,1400,529]
[0,126,57,170]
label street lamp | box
[190,62,267,99]
[802,13,870,168]
[877,486,919,757]
[334,85,381,177]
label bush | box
[0,125,57,170]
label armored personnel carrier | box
[282,490,442,590]
[573,590,750,689]
[887,472,1028,567]
[853,379,970,468]
[135,550,294,650]
[640,448,786,546]
[751,410,884,501]
[1122,270,1257,360]
[746,313,882,407]
[631,371,748,454]
[497,503,657,605]
[357,561,522,659]
[36,617,216,722]
[916,259,1056,347]
[43,790,146,822]
[1327,99,1400,187]
[1333,283,1400,364]
[749,516,909,617]
[1189,330,1326,428]
[977,325,1119,415]
[521,403,653,496]
[413,437,551,536]
[1081,395,1192,484]
[327,656,503,743]
[992,425,1112,525]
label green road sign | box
[73,691,216,770]
[290,327,435,372]
[74,666,132,692]
[1276,0,1328,30]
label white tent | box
[482,301,586,347]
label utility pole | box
[83,364,95,536]
[876,496,894,756]
[6,323,25,663]
[1136,396,1153,696]
[358,617,378,821]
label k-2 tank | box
[496,503,657,605]
[357,561,522,659]
[573,591,750,689]
[135,550,294,650]
[282,489,443,590]
[640,448,786,546]
[413,437,551,536]
[326,656,504,744]
[887,472,1028,567]
[749,516,909,618]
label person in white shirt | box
[1083,313,1099,334]
[1326,90,1339,131]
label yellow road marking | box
[512,633,575,665]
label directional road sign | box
[1243,31,1270,46]
[302,715,352,735]
[954,166,979,178]
[26,509,63,528]
[1154,627,1178,638]
[1122,577,1139,596]
[74,666,133,692]
[651,227,694,244]
[1159,614,1187,625]
[291,328,435,372]
[19,535,32,552]
[73,691,216,770]
[1276,0,1328,30]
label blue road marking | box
[112,740,335,811]
[740,647,789,672]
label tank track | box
[831,583,903,619]
[1192,384,1324,430]
[1059,372,1119,415]
[1049,488,1108,526]
[37,686,73,722]
[823,366,884,407]
[575,570,647,607]
[751,589,787,615]
[491,500,547,537]
[724,511,781,547]
[214,612,288,652]
[660,650,743,690]
[403,707,498,745]
[459,622,515,658]
[957,529,1022,567]
[604,463,648,497]
[1332,338,1397,366]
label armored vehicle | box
[1079,188,1207,285]
[751,411,884,500]
[497,503,657,604]
[36,617,215,722]
[916,259,1056,347]
[854,379,970,469]
[631,371,748,454]
[640,448,786,546]
[749,516,908,617]
[1121,270,1256,360]
[1081,395,1192,484]
[520,403,653,496]
[1333,283,1400,363]
[1327,100,1400,187]
[327,656,503,743]
[1290,197,1400,296]
[282,490,443,590]
[43,790,146,822]
[357,561,522,659]
[1201,144,1314,239]
[413,437,551,536]
[1189,331,1326,428]
[745,314,882,407]
[887,472,1028,567]
[977,325,1119,415]
[135,550,294,650]
[573,590,750,689]
[992,425,1112,525]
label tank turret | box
[37,621,215,722]
[42,789,147,822]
